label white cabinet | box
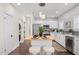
[73,16,79,31]
[31,40,52,47]
[60,35,65,47]
[55,34,65,48]
[74,36,79,55]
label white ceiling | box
[12,3,78,18]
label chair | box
[43,47,55,55]
[29,46,41,55]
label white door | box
[3,13,14,54]
[0,14,5,54]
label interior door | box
[4,13,14,54]
[0,14,5,54]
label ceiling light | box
[64,3,68,5]
[17,3,21,5]
[39,12,46,19]
[56,11,58,13]
[41,14,46,19]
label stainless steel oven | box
[65,36,74,52]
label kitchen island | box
[25,35,56,47]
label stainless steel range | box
[65,36,74,52]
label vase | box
[39,33,43,37]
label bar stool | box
[43,47,55,55]
[29,46,41,55]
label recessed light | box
[17,3,21,5]
[64,3,68,5]
[56,11,58,13]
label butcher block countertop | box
[25,35,55,40]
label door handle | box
[11,35,13,37]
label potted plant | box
[39,26,44,37]
[56,28,59,33]
[68,29,74,34]
[59,29,64,33]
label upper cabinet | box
[73,16,79,31]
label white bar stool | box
[43,47,55,55]
[29,46,41,55]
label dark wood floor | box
[9,40,73,55]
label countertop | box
[25,35,55,40]
[57,33,79,40]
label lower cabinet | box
[56,33,65,48]
[55,34,79,55]
[74,38,79,55]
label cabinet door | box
[73,16,79,30]
[56,34,65,48]
[56,34,60,43]
[60,35,65,47]
[74,39,79,55]
[77,41,79,55]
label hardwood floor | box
[9,40,73,55]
